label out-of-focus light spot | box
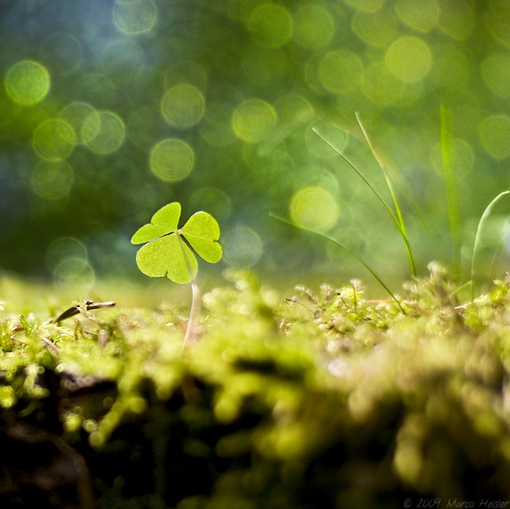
[361,62,405,106]
[292,2,335,49]
[161,83,205,129]
[232,99,277,143]
[481,54,510,98]
[74,73,116,108]
[352,8,397,47]
[290,186,339,231]
[83,110,125,155]
[31,160,74,200]
[393,442,423,486]
[128,107,167,150]
[429,43,470,91]
[5,60,50,106]
[102,39,144,82]
[344,0,385,13]
[199,103,237,147]
[431,138,474,177]
[479,115,510,160]
[318,50,363,94]
[39,33,82,75]
[149,138,194,182]
[438,0,475,41]
[113,0,157,35]
[58,102,100,144]
[223,226,263,266]
[46,237,88,272]
[385,36,432,84]
[247,3,293,48]
[394,0,440,33]
[32,119,75,161]
[242,46,288,88]
[53,258,94,290]
[190,187,232,222]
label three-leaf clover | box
[131,202,222,284]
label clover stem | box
[175,229,202,349]
[183,280,201,349]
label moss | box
[2,265,510,506]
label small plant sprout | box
[131,202,222,348]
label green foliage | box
[3,269,510,505]
[131,202,222,284]
[6,0,510,283]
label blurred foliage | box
[2,0,510,286]
[2,267,510,506]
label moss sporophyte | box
[131,202,222,347]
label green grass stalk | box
[440,103,461,277]
[269,212,405,314]
[312,122,417,278]
[355,112,417,277]
[470,190,510,301]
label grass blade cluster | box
[312,116,417,277]
[355,113,417,277]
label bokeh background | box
[2,0,510,291]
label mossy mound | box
[2,265,510,508]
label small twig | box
[52,300,115,323]
[11,337,29,346]
[41,336,60,355]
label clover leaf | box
[131,202,222,284]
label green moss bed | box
[2,264,510,508]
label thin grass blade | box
[355,112,417,276]
[470,190,510,301]
[313,121,416,277]
[440,103,461,276]
[269,212,405,313]
[312,124,399,227]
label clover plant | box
[131,202,222,346]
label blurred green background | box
[1,0,510,291]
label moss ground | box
[1,265,510,508]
